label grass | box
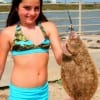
[0,3,100,12]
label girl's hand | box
[69,31,78,39]
[61,40,72,56]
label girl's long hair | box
[6,0,48,26]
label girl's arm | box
[47,22,63,65]
[0,29,10,80]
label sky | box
[2,0,100,3]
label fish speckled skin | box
[61,36,98,100]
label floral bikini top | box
[11,23,50,56]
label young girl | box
[0,0,63,99]
[0,0,74,99]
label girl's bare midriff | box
[11,53,49,88]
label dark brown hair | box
[6,0,48,26]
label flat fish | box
[61,35,98,100]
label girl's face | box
[17,0,40,26]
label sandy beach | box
[0,34,100,100]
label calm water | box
[0,10,100,34]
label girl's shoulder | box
[1,25,16,36]
[41,21,58,35]
[0,25,17,45]
[42,21,56,28]
[1,25,16,34]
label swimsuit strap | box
[38,22,49,39]
[16,22,48,39]
[15,23,27,41]
[16,22,21,31]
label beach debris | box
[97,40,100,43]
[61,34,98,100]
[88,40,100,49]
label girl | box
[0,0,62,99]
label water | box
[44,10,100,34]
[0,10,100,34]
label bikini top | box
[11,23,50,56]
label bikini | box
[9,23,50,100]
[9,82,48,100]
[11,22,50,56]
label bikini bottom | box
[8,82,48,100]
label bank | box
[0,3,100,12]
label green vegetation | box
[43,4,100,10]
[0,3,100,12]
[0,5,11,12]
